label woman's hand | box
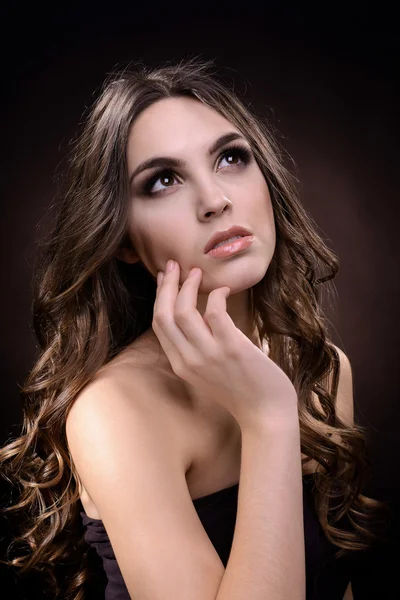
[152,260,298,430]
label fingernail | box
[190,267,200,277]
[166,259,175,273]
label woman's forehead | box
[127,96,239,164]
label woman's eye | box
[143,171,178,195]
[142,145,251,196]
[218,148,246,168]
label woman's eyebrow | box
[129,132,247,184]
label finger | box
[167,265,236,356]
[173,267,216,352]
[152,261,195,366]
[203,286,238,345]
[153,262,234,369]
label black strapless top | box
[80,474,352,600]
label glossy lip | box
[204,226,252,254]
[206,235,255,259]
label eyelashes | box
[141,144,253,196]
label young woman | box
[0,57,388,600]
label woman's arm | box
[216,405,306,600]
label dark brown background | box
[1,2,398,598]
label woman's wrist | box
[239,397,300,436]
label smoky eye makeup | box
[139,143,254,197]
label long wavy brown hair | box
[0,57,390,599]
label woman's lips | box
[205,235,255,258]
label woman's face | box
[124,96,276,306]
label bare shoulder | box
[304,343,355,475]
[330,343,355,426]
[66,348,189,471]
[65,331,192,505]
[70,327,182,415]
[65,342,225,599]
[308,343,354,426]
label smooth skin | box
[153,258,298,430]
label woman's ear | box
[116,233,141,264]
[116,246,141,264]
